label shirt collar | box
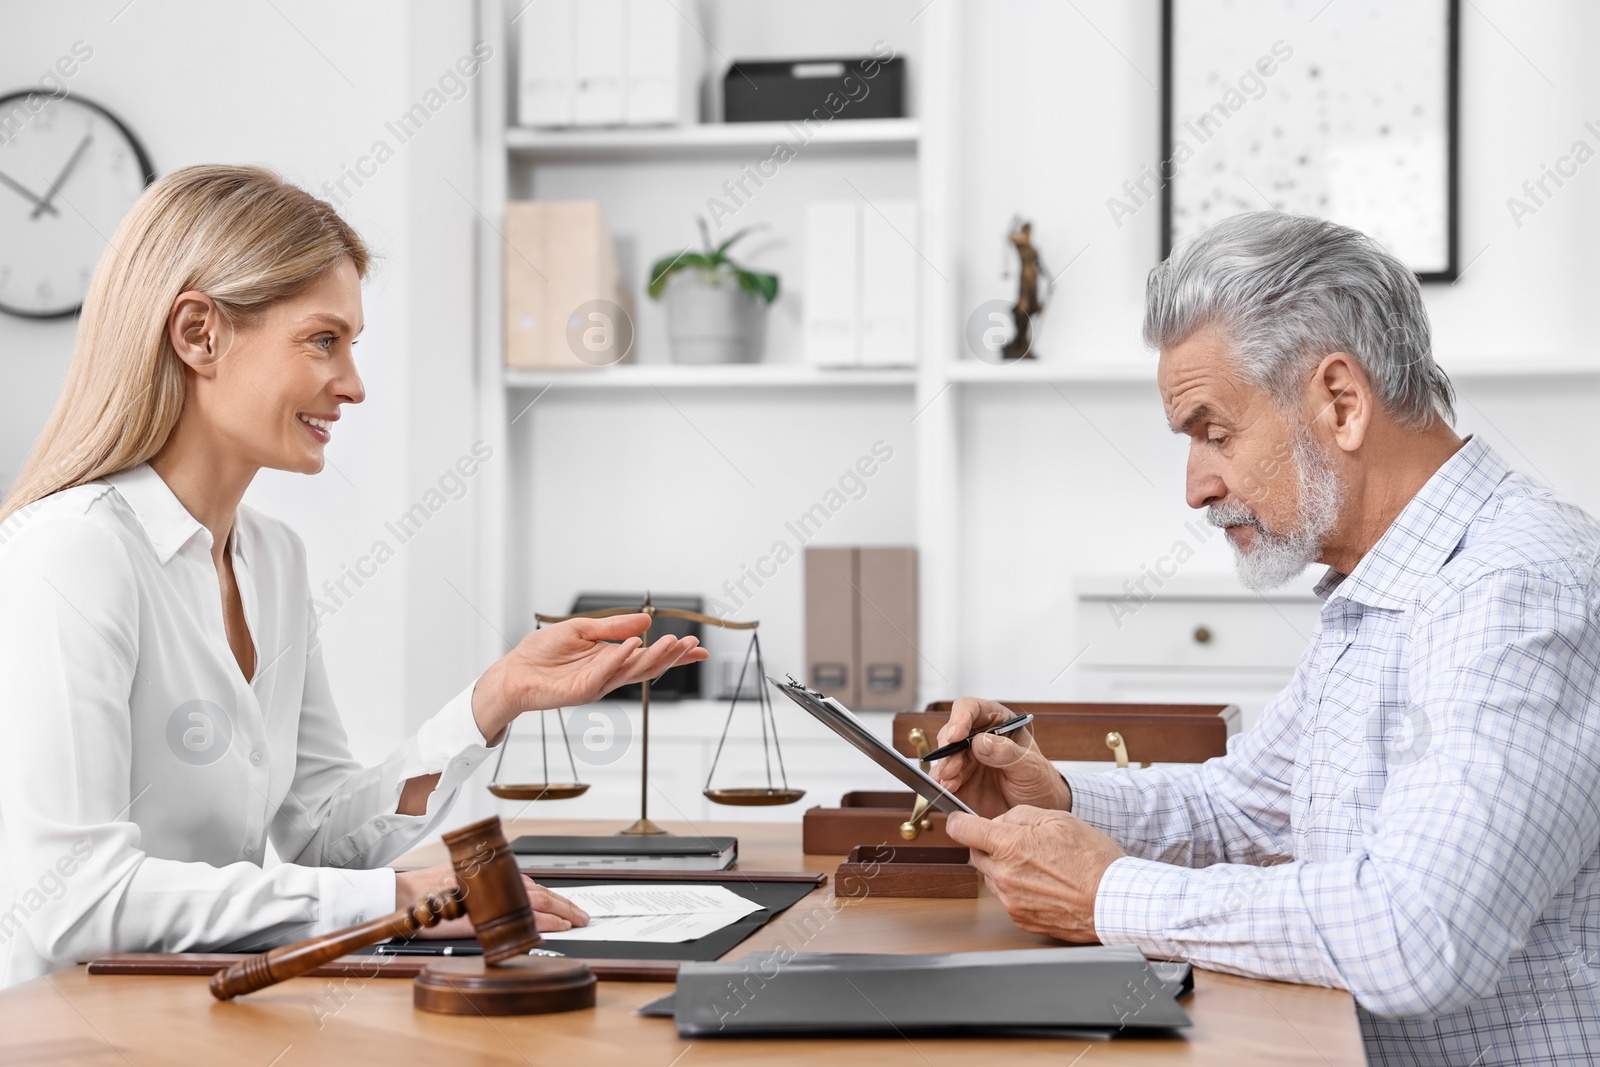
[1314,435,1510,610]
[101,463,211,565]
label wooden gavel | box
[209,815,596,1015]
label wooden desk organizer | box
[802,791,958,854]
[803,703,1237,856]
[836,845,980,899]
[894,701,1240,767]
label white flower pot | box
[663,274,766,364]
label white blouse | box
[0,463,498,989]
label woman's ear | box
[167,291,225,377]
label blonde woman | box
[0,165,705,989]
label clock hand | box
[31,133,93,219]
[0,170,61,217]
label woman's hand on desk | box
[395,865,590,936]
[472,613,709,743]
[930,696,1072,818]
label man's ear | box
[1305,352,1371,453]
[167,291,225,377]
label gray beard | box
[1208,430,1342,592]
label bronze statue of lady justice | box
[1003,218,1048,362]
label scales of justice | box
[486,594,804,835]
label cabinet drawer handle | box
[1192,625,1213,645]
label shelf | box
[946,360,1156,384]
[946,355,1600,385]
[1440,355,1600,379]
[504,363,918,390]
[506,117,921,159]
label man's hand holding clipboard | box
[767,676,975,816]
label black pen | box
[374,944,481,956]
[920,713,1034,762]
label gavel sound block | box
[209,815,596,1016]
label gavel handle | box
[209,888,467,1000]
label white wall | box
[0,1,486,760]
[953,0,1600,699]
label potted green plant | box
[648,220,780,364]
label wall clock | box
[0,90,155,319]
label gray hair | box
[1144,212,1455,426]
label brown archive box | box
[857,546,918,710]
[804,546,858,705]
[803,546,918,711]
[503,200,634,369]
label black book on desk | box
[509,834,737,872]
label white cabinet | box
[1074,574,1323,732]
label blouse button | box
[249,750,264,766]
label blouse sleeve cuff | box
[1093,856,1189,960]
[399,681,501,784]
[316,865,396,937]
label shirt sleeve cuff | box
[1094,856,1189,960]
[316,865,396,936]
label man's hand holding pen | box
[929,697,1072,816]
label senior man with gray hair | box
[939,211,1600,1066]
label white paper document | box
[539,884,764,943]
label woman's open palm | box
[501,613,707,715]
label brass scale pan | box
[487,605,803,806]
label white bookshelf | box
[945,359,1156,384]
[942,353,1600,386]
[470,0,964,828]
[504,364,917,390]
[506,117,920,159]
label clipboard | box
[769,676,975,816]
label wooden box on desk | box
[802,790,958,854]
[893,701,1242,765]
[836,845,980,899]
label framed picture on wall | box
[1160,0,1460,281]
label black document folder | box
[666,946,1192,1036]
[359,875,819,963]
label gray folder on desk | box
[666,945,1192,1036]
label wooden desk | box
[0,819,1365,1066]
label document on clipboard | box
[768,675,976,816]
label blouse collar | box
[101,463,215,565]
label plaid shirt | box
[1070,436,1600,1066]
